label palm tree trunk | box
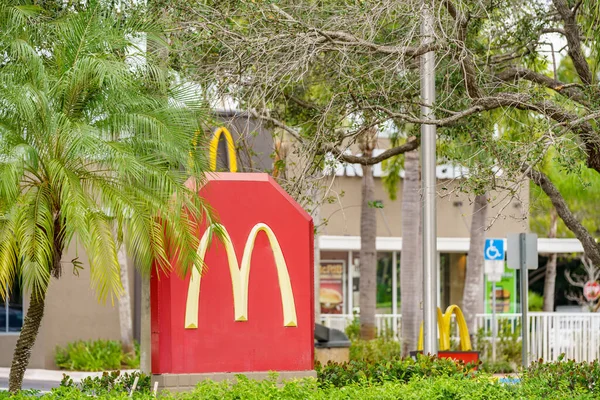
[462,193,488,334]
[543,207,558,311]
[117,244,134,355]
[359,163,377,340]
[310,182,322,322]
[400,149,422,356]
[9,292,45,392]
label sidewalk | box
[0,368,140,384]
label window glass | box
[376,252,393,313]
[1,280,23,333]
[8,279,23,332]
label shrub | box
[316,354,475,387]
[349,338,401,363]
[54,340,140,371]
[479,360,517,374]
[475,319,521,369]
[529,291,544,311]
[520,357,600,396]
[344,316,360,341]
[61,371,150,395]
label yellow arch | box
[417,308,444,352]
[184,223,297,329]
[417,305,472,351]
[209,127,238,172]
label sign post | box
[484,239,505,363]
[507,233,538,367]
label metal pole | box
[392,251,398,339]
[492,282,497,363]
[520,233,528,367]
[421,0,438,356]
[347,251,353,316]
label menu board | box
[320,261,344,314]
[485,267,517,313]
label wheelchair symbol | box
[486,241,501,260]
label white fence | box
[319,312,600,363]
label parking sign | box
[484,239,505,261]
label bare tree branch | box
[443,0,481,98]
[497,67,589,106]
[325,139,420,166]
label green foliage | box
[6,359,600,399]
[529,291,544,311]
[344,315,400,362]
[60,371,151,396]
[522,357,600,396]
[54,340,139,371]
[349,338,401,363]
[0,0,214,303]
[316,355,475,388]
[475,320,522,370]
[529,147,600,240]
[344,316,360,341]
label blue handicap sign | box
[484,239,505,261]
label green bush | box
[60,371,151,396]
[349,338,401,363]
[54,340,140,371]
[6,360,600,399]
[520,357,600,396]
[475,319,521,370]
[529,291,544,311]
[316,354,475,387]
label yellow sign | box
[417,305,472,351]
[184,223,297,329]
[209,127,238,172]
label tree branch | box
[248,110,305,144]
[270,4,439,58]
[552,0,592,84]
[525,166,600,265]
[541,28,567,36]
[497,66,589,106]
[443,0,481,98]
[325,139,420,166]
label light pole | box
[420,0,438,356]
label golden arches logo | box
[417,305,472,351]
[209,127,238,172]
[184,223,297,329]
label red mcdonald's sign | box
[151,173,314,374]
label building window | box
[1,280,23,333]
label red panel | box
[438,351,480,367]
[151,173,314,374]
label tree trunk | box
[310,182,322,322]
[543,207,559,312]
[400,149,422,356]
[117,244,135,355]
[359,162,377,340]
[313,209,321,322]
[462,193,489,334]
[9,292,46,392]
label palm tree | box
[543,207,558,311]
[462,193,488,333]
[0,3,211,391]
[400,147,422,356]
[117,244,134,356]
[358,127,378,340]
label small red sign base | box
[411,351,480,368]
